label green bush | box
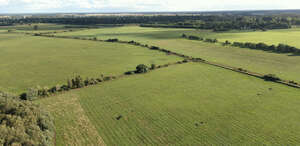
[136,64,149,73]
[125,71,135,75]
[263,74,281,81]
[150,46,160,50]
[150,64,157,70]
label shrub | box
[61,85,70,91]
[125,71,135,75]
[49,85,61,93]
[182,59,189,63]
[39,87,50,97]
[75,76,85,88]
[204,38,218,43]
[150,46,160,50]
[224,40,231,45]
[103,76,113,81]
[136,64,149,73]
[188,35,200,40]
[106,38,118,42]
[263,74,281,81]
[150,64,157,70]
[289,80,298,85]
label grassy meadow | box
[0,33,180,93]
[56,26,300,82]
[186,28,300,48]
[37,63,300,145]
[2,24,300,145]
[1,23,72,31]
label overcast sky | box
[0,0,299,13]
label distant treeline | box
[140,15,294,31]
[183,34,300,54]
[2,15,300,31]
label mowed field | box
[57,26,300,82]
[0,32,180,93]
[2,24,300,145]
[37,63,300,145]
[186,28,300,48]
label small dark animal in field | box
[116,115,123,120]
[269,88,272,91]
[257,93,262,96]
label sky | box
[0,0,299,13]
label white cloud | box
[0,0,9,6]
[0,0,300,13]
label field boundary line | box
[34,34,300,89]
[14,32,300,100]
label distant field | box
[37,63,300,145]
[0,23,69,31]
[0,33,180,93]
[56,26,300,82]
[55,26,193,43]
[187,28,300,48]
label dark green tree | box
[136,64,149,73]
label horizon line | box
[1,8,300,15]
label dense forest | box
[1,14,300,31]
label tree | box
[225,40,231,45]
[33,25,38,31]
[150,64,156,70]
[136,64,149,73]
[0,97,54,145]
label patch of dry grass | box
[36,93,105,146]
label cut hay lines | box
[37,93,106,146]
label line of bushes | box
[182,34,218,43]
[182,34,300,54]
[38,34,198,61]
[229,41,300,54]
[20,74,116,101]
[124,60,193,76]
[21,61,191,100]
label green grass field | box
[56,26,300,82]
[0,33,180,93]
[37,63,300,145]
[0,23,71,31]
[187,28,300,48]
[2,24,300,145]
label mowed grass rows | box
[187,28,300,48]
[0,33,181,93]
[38,63,300,145]
[57,26,300,82]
